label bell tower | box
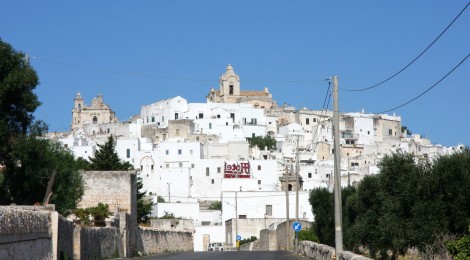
[71,93,84,130]
[219,64,240,103]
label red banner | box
[224,162,251,178]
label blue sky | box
[1,1,469,147]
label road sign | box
[236,235,241,241]
[293,222,302,232]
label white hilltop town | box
[49,64,464,251]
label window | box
[288,184,293,191]
[176,129,180,136]
[314,118,317,123]
[209,123,212,129]
[162,116,165,121]
[258,180,261,185]
[258,165,261,170]
[217,167,221,173]
[175,113,179,120]
[326,174,331,178]
[178,149,182,155]
[368,131,370,135]
[151,165,154,170]
[92,116,98,124]
[229,85,234,95]
[251,118,257,125]
[179,163,183,167]
[166,164,169,168]
[239,215,246,219]
[243,118,247,124]
[206,167,210,176]
[126,149,130,158]
[308,172,312,178]
[190,150,193,155]
[199,113,204,119]
[211,179,214,184]
[306,118,310,125]
[217,114,221,118]
[166,150,169,155]
[351,162,359,167]
[191,164,194,168]
[388,129,393,135]
[266,205,272,216]
[151,116,155,122]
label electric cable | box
[30,56,326,84]
[377,51,470,114]
[342,1,470,92]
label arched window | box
[93,116,98,124]
[288,184,293,191]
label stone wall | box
[58,215,75,260]
[136,227,194,255]
[275,220,310,250]
[297,241,372,260]
[78,171,136,216]
[0,207,53,260]
[297,241,335,260]
[78,170,138,255]
[149,219,194,232]
[259,229,277,251]
[76,226,120,260]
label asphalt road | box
[138,251,307,260]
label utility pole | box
[295,135,300,222]
[235,190,239,249]
[167,182,171,202]
[284,165,290,251]
[295,135,300,253]
[332,76,343,253]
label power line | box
[342,1,470,92]
[309,81,332,152]
[377,51,470,114]
[30,56,327,84]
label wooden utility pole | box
[332,76,343,253]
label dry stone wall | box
[0,208,52,260]
[297,241,373,260]
[58,215,74,260]
[259,229,277,251]
[77,226,120,260]
[136,228,194,255]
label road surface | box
[138,251,307,260]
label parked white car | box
[208,242,224,251]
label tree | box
[309,188,335,246]
[248,135,276,150]
[342,150,470,259]
[5,135,84,215]
[136,177,152,224]
[0,39,41,202]
[208,201,222,210]
[87,135,153,223]
[87,135,133,171]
